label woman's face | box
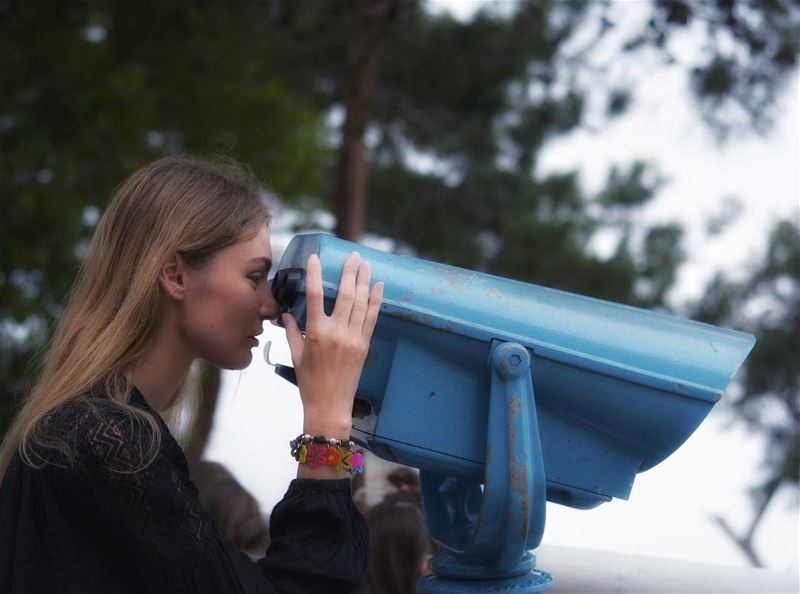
[178,224,279,369]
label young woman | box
[0,156,383,594]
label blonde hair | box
[0,156,269,480]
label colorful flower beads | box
[290,434,365,477]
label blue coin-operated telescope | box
[270,233,755,594]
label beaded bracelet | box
[290,434,365,477]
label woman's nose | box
[259,282,281,321]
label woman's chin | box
[212,350,253,371]
[234,351,254,369]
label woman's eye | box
[248,273,265,285]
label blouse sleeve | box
[257,478,369,594]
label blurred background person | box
[359,496,433,594]
[188,459,270,556]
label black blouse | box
[0,389,369,593]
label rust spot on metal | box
[444,271,467,291]
[487,288,504,301]
[432,263,476,292]
[507,395,529,544]
[447,277,466,291]
[394,311,421,324]
[403,291,415,303]
[392,310,437,329]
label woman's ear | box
[158,253,186,301]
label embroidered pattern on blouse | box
[42,398,213,562]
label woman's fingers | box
[304,250,379,335]
[362,281,384,340]
[332,252,360,322]
[304,254,324,328]
[282,313,304,365]
[349,261,372,328]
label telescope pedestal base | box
[419,341,552,593]
[417,569,554,594]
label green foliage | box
[597,162,665,209]
[693,220,800,498]
[705,197,744,237]
[638,0,800,135]
[0,0,331,434]
[606,89,632,118]
[355,3,682,307]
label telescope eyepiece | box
[271,267,305,313]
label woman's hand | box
[283,251,383,442]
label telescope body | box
[273,233,753,509]
[272,233,755,592]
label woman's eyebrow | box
[248,257,273,270]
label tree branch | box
[709,475,783,568]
